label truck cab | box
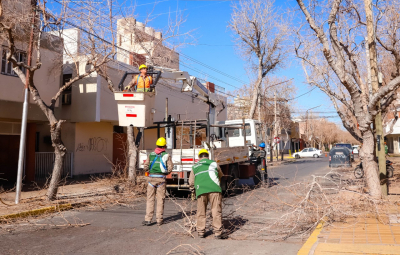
[216,119,263,149]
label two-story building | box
[0,19,64,185]
[0,14,227,187]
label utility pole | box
[364,0,387,196]
[274,92,278,160]
[15,0,37,204]
[306,111,308,147]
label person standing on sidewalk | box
[189,149,225,239]
[143,137,173,226]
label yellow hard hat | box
[198,149,209,157]
[156,137,166,147]
[139,64,147,70]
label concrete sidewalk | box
[0,180,114,218]
[298,209,400,254]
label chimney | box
[206,82,215,93]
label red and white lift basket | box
[114,91,156,127]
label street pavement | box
[0,157,331,255]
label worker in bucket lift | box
[124,64,153,92]
[142,137,173,226]
[189,149,226,239]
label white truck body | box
[138,119,264,189]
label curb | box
[297,220,325,255]
[0,202,85,222]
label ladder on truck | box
[174,120,197,190]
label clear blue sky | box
[50,0,342,124]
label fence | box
[35,152,73,182]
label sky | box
[50,0,342,125]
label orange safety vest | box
[134,74,153,92]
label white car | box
[293,148,322,159]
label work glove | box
[124,85,131,91]
[191,191,195,201]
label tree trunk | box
[127,126,137,185]
[46,121,67,201]
[360,130,382,199]
[249,64,264,119]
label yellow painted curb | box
[298,221,325,255]
[315,243,400,254]
[0,203,74,221]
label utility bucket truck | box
[114,68,267,192]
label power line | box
[287,87,317,101]
[181,63,242,90]
[180,54,247,84]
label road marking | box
[297,220,325,255]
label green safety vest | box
[192,158,222,198]
[149,152,169,174]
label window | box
[245,123,251,136]
[62,74,72,105]
[227,128,240,137]
[302,149,309,152]
[1,47,27,76]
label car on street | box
[293,147,322,159]
[329,147,352,168]
[352,145,360,154]
[335,143,354,161]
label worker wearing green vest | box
[189,149,224,239]
[142,137,173,226]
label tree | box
[229,0,288,119]
[295,0,400,198]
[0,0,116,200]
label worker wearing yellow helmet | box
[142,137,173,226]
[124,64,153,92]
[189,149,225,239]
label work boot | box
[198,233,205,238]
[215,233,227,239]
[142,221,152,226]
[157,221,163,226]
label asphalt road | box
[0,157,331,255]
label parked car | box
[335,143,354,161]
[329,147,352,168]
[352,145,360,154]
[293,148,322,159]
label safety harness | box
[148,153,167,188]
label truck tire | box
[227,164,240,194]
